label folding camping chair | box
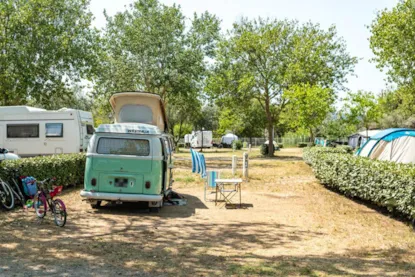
[204,170,221,201]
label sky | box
[90,0,398,100]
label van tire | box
[91,201,102,209]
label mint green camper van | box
[80,92,173,210]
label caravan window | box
[7,124,39,138]
[45,123,63,137]
[97,138,150,156]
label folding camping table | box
[214,178,243,208]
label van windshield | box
[97,138,150,156]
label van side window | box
[45,123,63,137]
[7,124,39,138]
[97,138,150,156]
[164,139,171,155]
[86,125,95,135]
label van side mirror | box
[0,148,7,154]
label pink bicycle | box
[32,178,67,227]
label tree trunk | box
[309,127,314,146]
[265,96,274,157]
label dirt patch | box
[0,148,414,276]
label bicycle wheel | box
[0,181,14,210]
[53,199,67,227]
[33,193,47,218]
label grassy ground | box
[0,148,414,276]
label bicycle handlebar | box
[26,177,56,185]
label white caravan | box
[190,130,213,148]
[184,134,191,148]
[0,106,94,156]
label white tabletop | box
[215,179,243,183]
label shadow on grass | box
[80,193,208,219]
[0,215,413,276]
[0,186,413,276]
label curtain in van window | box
[45,123,63,137]
[97,138,150,156]
[119,105,153,123]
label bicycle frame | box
[10,178,25,205]
[37,185,66,212]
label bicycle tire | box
[34,193,47,218]
[0,181,14,210]
[12,180,26,207]
[53,199,67,227]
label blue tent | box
[357,128,415,163]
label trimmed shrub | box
[0,153,86,187]
[304,147,415,221]
[260,144,275,156]
[297,143,308,148]
[232,140,243,150]
[278,143,284,149]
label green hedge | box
[304,147,415,221]
[0,153,86,187]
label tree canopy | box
[207,18,356,155]
[0,0,100,108]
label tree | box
[318,112,356,140]
[167,94,201,145]
[342,91,381,136]
[194,104,220,132]
[207,18,356,156]
[216,98,266,140]
[95,0,220,121]
[0,0,100,107]
[284,84,334,142]
[370,0,415,86]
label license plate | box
[114,178,128,188]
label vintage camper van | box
[80,92,173,210]
[0,106,94,156]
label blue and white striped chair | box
[190,148,219,201]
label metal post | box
[248,144,251,152]
[243,152,248,180]
[232,155,237,177]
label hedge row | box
[0,153,86,187]
[304,147,415,221]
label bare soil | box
[0,148,414,276]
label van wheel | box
[91,201,102,209]
[149,207,160,213]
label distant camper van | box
[0,106,94,156]
[80,92,173,210]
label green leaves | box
[283,84,334,140]
[0,154,86,187]
[208,17,356,156]
[0,0,100,108]
[304,147,415,220]
[342,91,381,130]
[370,0,415,85]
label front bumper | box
[80,190,163,202]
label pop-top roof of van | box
[95,123,162,135]
[109,92,168,132]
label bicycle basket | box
[49,186,63,198]
[21,177,38,197]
